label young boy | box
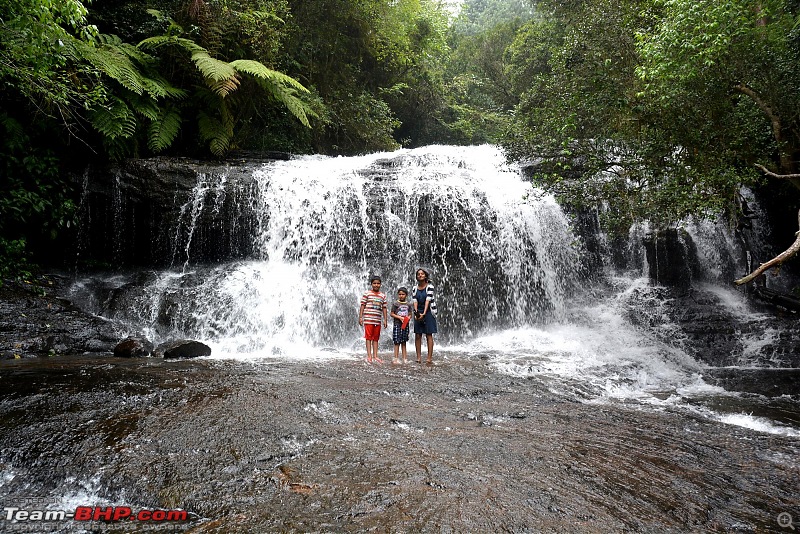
[389,287,412,364]
[358,276,388,363]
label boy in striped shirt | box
[358,276,388,363]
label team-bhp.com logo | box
[4,505,188,522]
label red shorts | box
[364,324,382,341]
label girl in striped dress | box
[412,268,438,364]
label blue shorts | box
[392,322,409,345]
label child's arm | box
[382,299,388,326]
[420,294,430,316]
[358,302,365,326]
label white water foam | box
[70,145,799,437]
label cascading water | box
[4,146,800,534]
[67,145,800,436]
[72,145,580,357]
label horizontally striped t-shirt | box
[360,290,387,325]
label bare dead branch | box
[735,208,800,285]
[755,163,800,179]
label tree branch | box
[735,83,781,135]
[735,83,796,175]
[735,208,800,285]
[755,163,800,180]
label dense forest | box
[2,0,800,281]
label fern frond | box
[139,35,204,54]
[89,97,137,139]
[140,75,187,99]
[147,105,182,152]
[198,106,234,157]
[242,10,285,25]
[191,51,237,82]
[75,40,147,95]
[208,74,241,97]
[127,93,160,121]
[261,81,314,128]
[229,60,308,92]
[229,59,313,127]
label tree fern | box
[191,51,237,82]
[229,60,313,127]
[133,10,314,156]
[147,104,182,152]
[138,36,205,54]
[75,40,148,95]
[89,97,136,139]
[229,60,308,92]
[198,107,235,157]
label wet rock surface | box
[623,285,800,368]
[0,355,797,533]
[0,276,122,358]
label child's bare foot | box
[374,357,383,363]
[392,358,398,364]
[426,358,433,365]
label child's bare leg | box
[426,334,434,364]
[415,334,422,363]
[401,342,407,363]
[373,340,383,363]
[365,339,373,362]
[392,344,399,364]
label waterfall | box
[65,145,800,436]
[73,145,582,356]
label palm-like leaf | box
[189,51,235,83]
[147,104,182,152]
[198,101,234,157]
[229,60,313,127]
[89,97,136,139]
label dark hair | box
[398,287,408,294]
[415,268,430,282]
[369,275,381,283]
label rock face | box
[0,276,121,358]
[642,228,701,289]
[73,155,288,269]
[623,284,800,368]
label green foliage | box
[502,0,800,233]
[635,0,800,176]
[0,238,33,283]
[0,114,75,278]
[138,10,313,156]
[435,0,529,145]
[147,104,182,152]
[280,0,452,153]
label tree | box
[132,9,313,157]
[280,0,452,154]
[439,0,533,144]
[503,0,800,283]
[636,0,800,283]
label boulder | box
[113,336,154,358]
[155,339,212,359]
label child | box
[389,287,412,364]
[358,275,388,363]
